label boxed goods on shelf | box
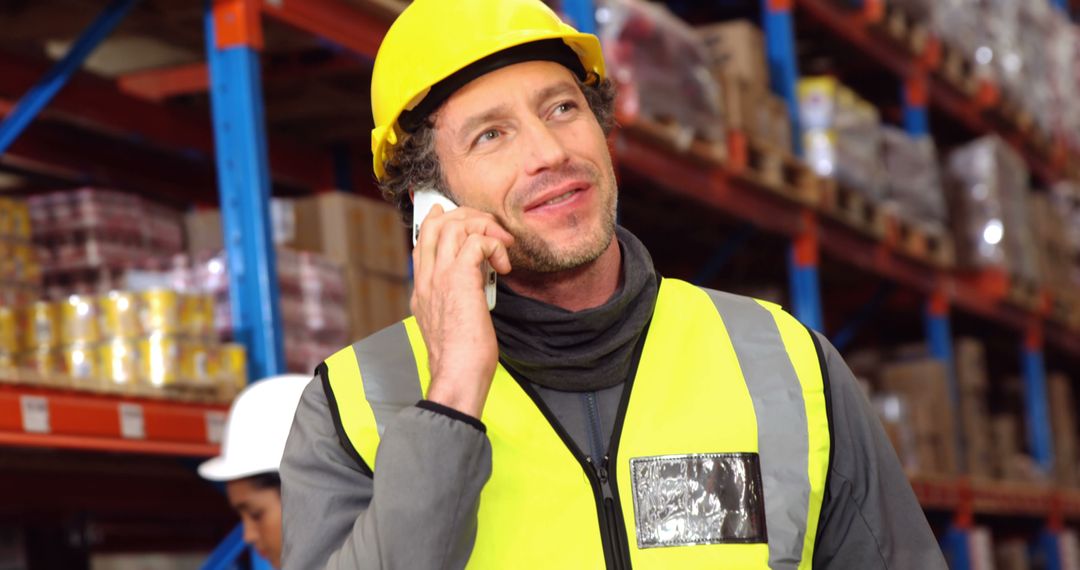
[290,192,410,278]
[955,338,993,479]
[698,20,792,154]
[177,248,351,374]
[598,0,725,144]
[346,267,412,341]
[1029,192,1074,302]
[946,136,1039,284]
[873,393,920,472]
[994,538,1030,570]
[880,127,947,227]
[879,358,958,476]
[798,77,886,202]
[1049,372,1079,488]
[29,188,184,291]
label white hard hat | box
[198,374,310,482]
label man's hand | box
[411,205,514,419]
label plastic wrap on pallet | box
[946,136,1038,282]
[597,0,724,143]
[881,127,946,225]
[1051,181,1080,289]
[798,77,886,203]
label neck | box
[501,238,622,312]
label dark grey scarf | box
[491,226,658,391]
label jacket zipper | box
[583,391,628,570]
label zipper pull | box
[599,454,609,484]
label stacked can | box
[98,290,140,391]
[59,295,100,389]
[18,301,61,381]
[137,289,183,389]
[0,306,18,372]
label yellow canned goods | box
[19,347,64,381]
[22,301,58,349]
[100,338,140,389]
[0,306,18,354]
[0,351,15,372]
[218,342,248,391]
[10,202,31,240]
[99,291,139,338]
[62,343,100,387]
[139,289,182,335]
[181,339,219,385]
[181,293,216,338]
[140,333,180,387]
[60,295,99,344]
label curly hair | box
[378,77,618,225]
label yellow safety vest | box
[321,278,832,569]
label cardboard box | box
[994,539,1031,570]
[880,358,958,475]
[955,337,989,390]
[960,389,993,479]
[346,268,412,341]
[1049,372,1079,487]
[992,415,1021,481]
[185,208,224,254]
[294,193,410,277]
[697,20,770,89]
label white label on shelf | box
[19,395,49,434]
[205,411,227,444]
[118,403,146,440]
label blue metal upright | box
[761,0,804,156]
[0,0,141,154]
[199,523,274,570]
[788,216,824,331]
[562,0,597,35]
[901,75,930,138]
[941,527,973,570]
[1035,530,1065,570]
[1050,0,1068,13]
[205,1,287,381]
[1022,325,1054,474]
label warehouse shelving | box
[0,0,1079,567]
[0,382,226,457]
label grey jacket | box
[280,332,946,569]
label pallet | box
[739,138,820,206]
[818,180,887,239]
[935,41,978,98]
[629,115,726,165]
[1006,277,1043,312]
[868,2,930,56]
[886,215,956,268]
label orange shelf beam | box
[0,384,227,457]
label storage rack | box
[0,0,1077,567]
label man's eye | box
[476,129,500,144]
[554,102,578,115]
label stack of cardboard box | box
[697,20,793,154]
[1049,372,1079,488]
[185,192,412,345]
[288,193,411,342]
[991,413,1027,482]
[880,358,958,476]
[955,338,994,479]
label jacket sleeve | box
[280,376,492,569]
[812,333,948,569]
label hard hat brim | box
[198,456,280,483]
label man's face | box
[432,61,618,273]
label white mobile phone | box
[412,189,497,310]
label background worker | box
[199,374,308,570]
[280,0,946,568]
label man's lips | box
[523,180,591,212]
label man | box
[281,0,947,568]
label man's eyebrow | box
[531,80,579,106]
[457,104,511,144]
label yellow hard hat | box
[370,0,607,180]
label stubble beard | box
[506,172,618,274]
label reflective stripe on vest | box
[322,278,831,569]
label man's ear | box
[408,188,415,204]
